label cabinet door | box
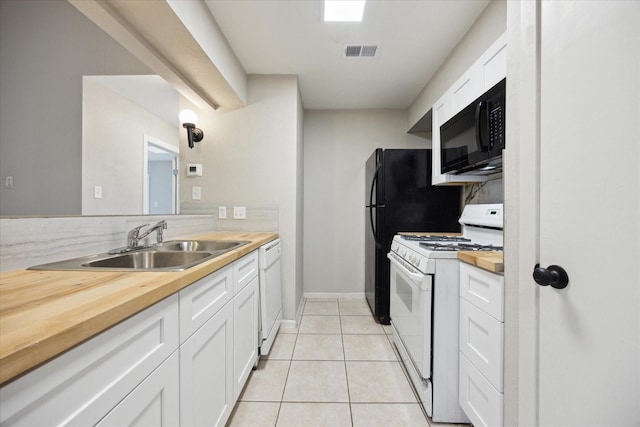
[96,352,179,427]
[180,301,234,427]
[0,295,179,427]
[478,33,507,92]
[233,276,259,400]
[450,67,483,116]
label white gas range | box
[388,203,503,423]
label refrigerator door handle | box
[368,164,383,248]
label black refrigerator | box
[365,149,462,324]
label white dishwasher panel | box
[258,239,282,355]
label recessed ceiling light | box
[324,1,365,22]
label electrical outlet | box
[94,186,102,199]
[233,206,246,220]
[219,206,227,219]
[5,176,14,188]
[192,186,201,200]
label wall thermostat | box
[186,163,203,177]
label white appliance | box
[388,203,503,423]
[258,239,282,356]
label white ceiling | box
[204,0,490,109]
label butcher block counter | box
[458,251,504,273]
[0,231,278,386]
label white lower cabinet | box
[180,302,234,427]
[233,276,259,400]
[0,248,263,427]
[0,294,179,427]
[458,262,505,427]
[97,351,180,427]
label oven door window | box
[389,256,432,380]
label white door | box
[536,1,639,425]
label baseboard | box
[281,296,306,329]
[303,292,365,299]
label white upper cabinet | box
[432,33,507,186]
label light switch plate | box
[94,186,102,199]
[219,206,227,219]
[233,206,246,220]
[192,186,201,200]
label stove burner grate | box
[418,242,503,252]
[402,235,470,243]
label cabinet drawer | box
[459,353,503,427]
[459,299,504,392]
[234,250,258,294]
[0,295,179,427]
[180,265,233,342]
[460,262,504,321]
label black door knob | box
[533,264,569,289]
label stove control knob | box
[533,264,569,289]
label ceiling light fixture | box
[179,109,204,149]
[324,0,365,22]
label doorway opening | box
[143,135,179,214]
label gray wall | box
[82,78,179,215]
[179,75,304,321]
[0,0,151,215]
[303,110,425,295]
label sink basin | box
[28,239,250,272]
[81,251,213,270]
[156,240,249,252]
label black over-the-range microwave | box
[440,78,505,175]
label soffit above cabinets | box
[68,0,246,111]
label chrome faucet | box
[109,221,168,255]
[126,220,167,249]
[137,220,168,245]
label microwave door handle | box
[475,100,489,152]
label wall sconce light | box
[179,109,204,149]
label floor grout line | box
[230,297,444,426]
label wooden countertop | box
[0,231,278,386]
[458,251,504,273]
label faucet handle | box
[127,224,149,248]
[129,224,149,237]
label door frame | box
[143,134,180,215]
[503,1,540,426]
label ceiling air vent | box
[344,44,378,58]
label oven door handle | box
[387,252,431,291]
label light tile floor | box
[227,297,469,427]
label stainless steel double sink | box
[28,240,250,272]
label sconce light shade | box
[179,109,204,149]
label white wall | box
[303,110,425,295]
[0,0,152,215]
[82,78,178,215]
[180,75,303,321]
